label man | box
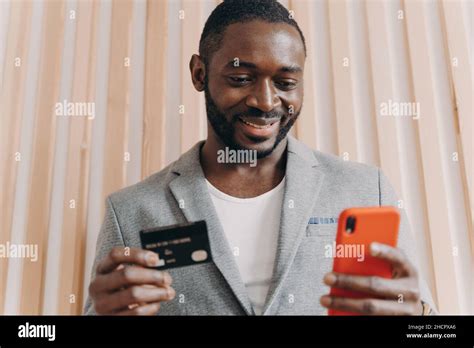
[84,0,436,315]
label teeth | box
[240,119,273,129]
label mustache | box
[233,108,286,120]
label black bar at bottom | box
[0,315,472,346]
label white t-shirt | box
[206,177,285,315]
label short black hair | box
[199,0,307,67]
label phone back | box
[328,206,400,315]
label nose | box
[245,78,281,113]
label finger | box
[115,302,161,316]
[97,247,160,275]
[320,295,417,315]
[92,266,172,293]
[370,243,416,277]
[323,273,420,301]
[94,285,175,314]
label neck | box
[200,130,288,197]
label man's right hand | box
[89,247,175,315]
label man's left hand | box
[320,242,423,315]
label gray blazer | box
[84,136,436,315]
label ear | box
[189,54,206,92]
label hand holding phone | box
[321,207,423,316]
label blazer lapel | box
[168,141,255,315]
[262,136,325,314]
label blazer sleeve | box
[378,169,438,314]
[83,196,126,315]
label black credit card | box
[139,220,212,270]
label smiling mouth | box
[238,117,279,129]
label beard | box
[204,86,300,159]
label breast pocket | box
[305,224,337,237]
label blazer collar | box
[169,136,319,175]
[168,140,255,314]
[261,136,324,314]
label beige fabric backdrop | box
[0,0,472,315]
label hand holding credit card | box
[139,220,213,270]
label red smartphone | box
[328,206,400,315]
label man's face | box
[204,21,305,158]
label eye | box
[228,76,252,86]
[275,80,298,90]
